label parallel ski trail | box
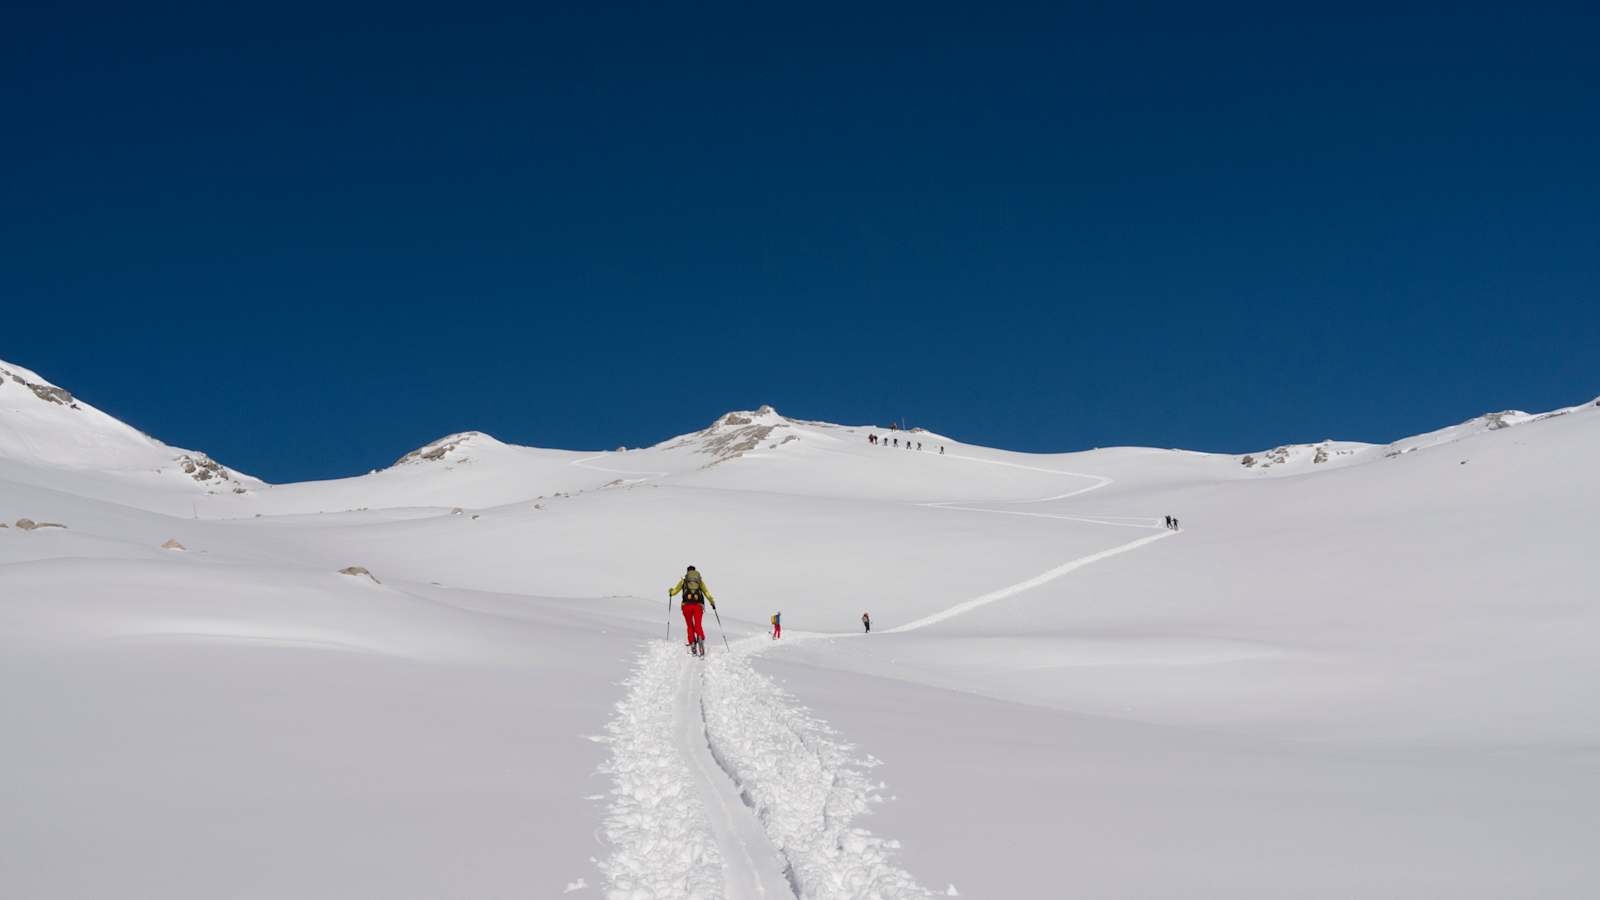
[702,650,933,899]
[676,654,793,898]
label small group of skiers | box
[668,565,872,655]
[1164,515,1181,530]
[772,610,868,638]
[867,433,943,454]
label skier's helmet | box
[687,565,696,571]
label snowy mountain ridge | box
[4,354,1599,898]
[0,357,261,500]
[6,355,1595,497]
[1233,395,1600,474]
[1379,400,1598,458]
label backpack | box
[682,571,704,602]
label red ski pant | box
[772,624,781,639]
[681,602,706,644]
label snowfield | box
[2,357,1597,898]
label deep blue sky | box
[5,2,1596,483]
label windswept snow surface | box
[4,355,1600,898]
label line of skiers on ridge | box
[867,433,942,454]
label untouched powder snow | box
[4,357,1599,898]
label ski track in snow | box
[598,644,723,899]
[599,450,1176,897]
[600,640,934,900]
[702,650,932,899]
[893,451,1174,632]
[572,454,670,483]
[682,652,794,899]
[885,529,1173,633]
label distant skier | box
[862,612,871,633]
[939,445,944,455]
[1164,515,1173,529]
[669,565,716,656]
[771,611,781,640]
[1173,517,1180,530]
[917,442,922,451]
[893,438,898,448]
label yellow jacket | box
[669,575,715,604]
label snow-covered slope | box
[1378,400,1596,457]
[0,357,260,513]
[3,357,1597,899]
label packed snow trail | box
[600,642,793,899]
[601,641,932,899]
[598,644,723,898]
[679,651,793,898]
[702,649,932,899]
[886,529,1173,633]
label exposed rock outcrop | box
[1241,440,1360,470]
[665,405,817,466]
[0,365,81,409]
[176,453,232,484]
[338,566,380,583]
[395,432,487,466]
[15,518,66,530]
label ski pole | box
[666,591,673,643]
[711,604,730,650]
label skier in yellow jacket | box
[669,565,716,656]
